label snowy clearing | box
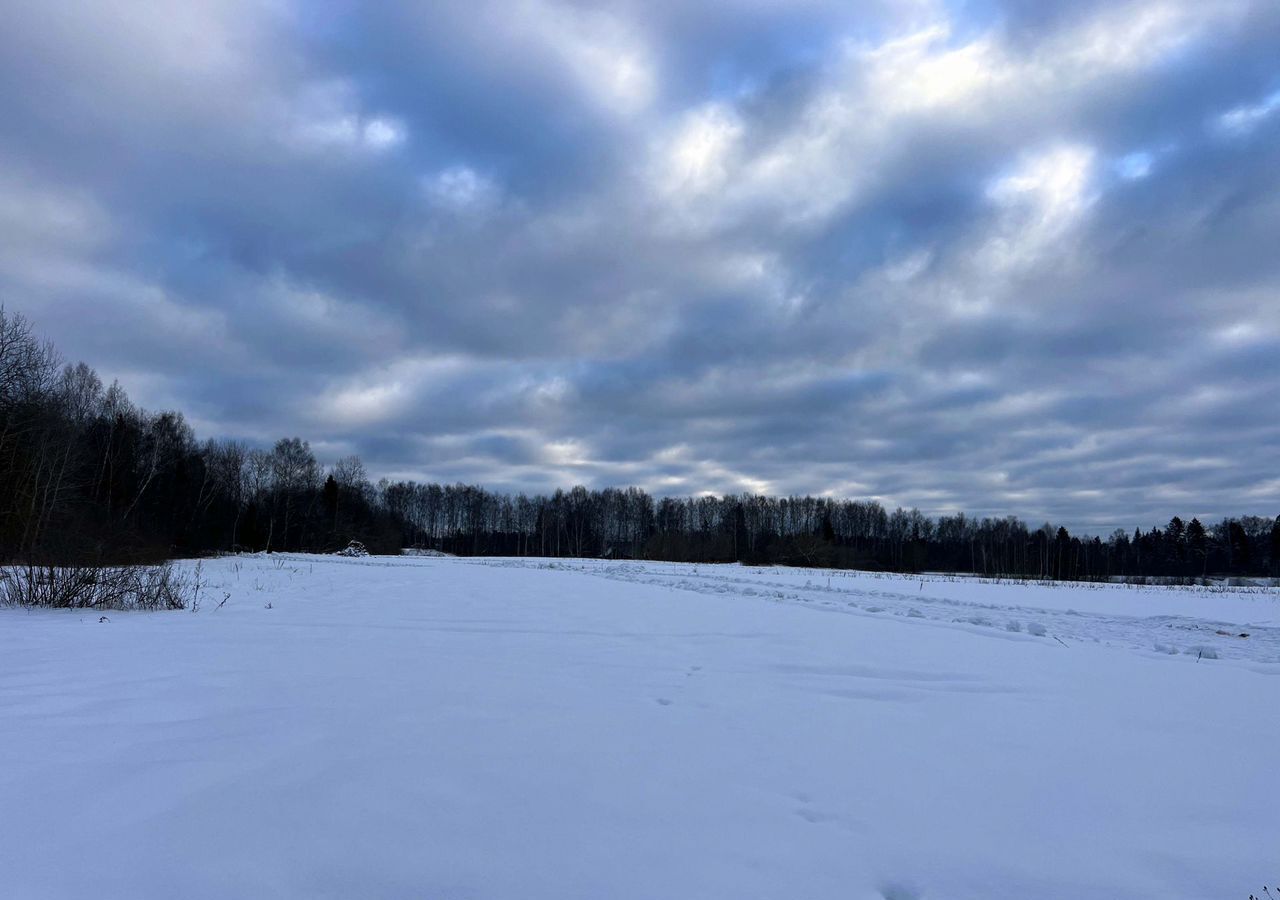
[2,554,1278,899]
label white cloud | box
[315,355,475,429]
[987,144,1095,214]
[424,166,500,214]
[292,112,406,153]
[1116,151,1154,180]
[326,380,408,428]
[514,0,656,114]
[1050,0,1224,73]
[858,25,1007,115]
[1215,88,1280,136]
[362,117,406,150]
[285,81,407,154]
[980,145,1097,274]
[663,104,743,194]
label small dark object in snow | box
[335,540,369,558]
[98,615,110,623]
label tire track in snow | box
[467,558,1280,666]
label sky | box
[1,0,1278,533]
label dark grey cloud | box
[1,0,1278,533]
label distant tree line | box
[0,308,400,564]
[4,306,1278,579]
[381,481,1280,580]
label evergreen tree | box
[1186,518,1207,576]
[1166,516,1185,566]
[1227,521,1251,574]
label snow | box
[2,554,1277,899]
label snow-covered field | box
[2,554,1277,899]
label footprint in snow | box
[795,807,838,824]
[793,792,843,826]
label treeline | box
[4,306,1279,579]
[0,308,399,564]
[382,482,1280,580]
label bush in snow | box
[1026,622,1048,636]
[335,541,369,558]
[0,563,191,611]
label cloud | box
[0,0,1278,532]
[1214,88,1280,136]
[424,166,502,215]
